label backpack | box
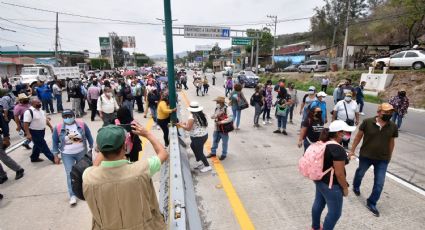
[226,79,233,89]
[70,152,92,200]
[114,119,136,154]
[56,119,85,136]
[298,140,339,189]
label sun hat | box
[17,93,29,100]
[329,120,356,132]
[187,101,203,112]
[96,125,126,152]
[308,86,316,91]
[378,103,394,111]
[213,96,226,103]
[345,92,353,97]
[317,91,327,97]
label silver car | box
[298,60,327,73]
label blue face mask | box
[64,117,75,125]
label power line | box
[0,26,16,32]
[0,16,54,29]
[1,2,163,26]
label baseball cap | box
[329,120,356,132]
[345,92,353,97]
[317,91,327,97]
[62,109,75,117]
[378,103,394,111]
[308,86,316,91]
[96,125,126,152]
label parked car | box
[283,64,300,72]
[372,50,425,70]
[298,60,327,73]
[235,71,259,88]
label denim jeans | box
[288,104,295,121]
[149,105,158,123]
[225,88,232,97]
[29,129,54,162]
[190,134,209,166]
[122,100,134,118]
[312,181,343,230]
[357,98,364,113]
[210,131,229,157]
[262,106,271,121]
[55,94,63,112]
[353,156,389,206]
[391,112,402,129]
[231,106,241,128]
[253,103,262,125]
[61,150,85,197]
[277,114,288,130]
[41,99,54,113]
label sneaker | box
[69,196,77,206]
[194,162,204,170]
[0,176,8,184]
[353,188,361,196]
[360,112,365,116]
[273,130,281,134]
[262,121,266,125]
[206,154,216,158]
[219,155,227,161]
[22,143,31,150]
[282,130,288,135]
[200,166,212,173]
[366,201,380,217]
[15,169,24,180]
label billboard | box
[184,25,230,39]
[99,37,110,48]
[119,36,136,48]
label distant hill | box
[150,51,188,60]
[0,46,27,52]
[276,32,312,47]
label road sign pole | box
[255,38,259,74]
[250,40,254,68]
[163,0,177,121]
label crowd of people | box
[0,67,413,229]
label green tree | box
[110,33,124,67]
[90,58,110,69]
[390,0,425,46]
[246,27,274,54]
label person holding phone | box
[115,107,141,162]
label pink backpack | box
[298,140,339,189]
[114,119,136,153]
[56,119,85,136]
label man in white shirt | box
[23,98,59,163]
[321,77,330,93]
[97,87,119,127]
[332,92,360,148]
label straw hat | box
[187,101,203,112]
[17,93,29,100]
[213,96,226,103]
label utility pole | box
[341,0,351,70]
[327,25,337,72]
[267,15,278,67]
[54,12,59,66]
[250,40,254,68]
[255,38,259,74]
[163,0,177,121]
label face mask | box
[308,90,315,95]
[64,117,75,125]
[381,114,392,122]
[342,132,350,142]
[35,104,42,109]
[344,96,352,102]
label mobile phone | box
[118,124,132,132]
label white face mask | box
[344,96,352,102]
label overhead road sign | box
[232,37,252,46]
[184,25,230,39]
[99,37,110,48]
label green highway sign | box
[232,37,252,46]
[99,37,110,48]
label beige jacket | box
[83,160,166,230]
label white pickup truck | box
[19,65,80,87]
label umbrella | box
[157,76,168,82]
[123,70,136,76]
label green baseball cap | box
[96,125,126,152]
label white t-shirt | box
[334,100,359,121]
[23,107,46,130]
[321,78,329,85]
[62,123,85,154]
[97,94,119,114]
[188,114,208,137]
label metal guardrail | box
[159,126,202,230]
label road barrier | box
[160,126,202,230]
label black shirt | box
[320,144,347,186]
[274,85,288,99]
[301,119,324,143]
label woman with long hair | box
[229,83,246,130]
[298,106,324,151]
[251,85,264,127]
[157,93,177,147]
[178,101,211,172]
[310,120,354,230]
[115,107,142,162]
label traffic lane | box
[202,82,425,229]
[0,99,163,230]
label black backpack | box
[70,152,93,200]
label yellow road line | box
[180,91,255,230]
[139,118,155,160]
